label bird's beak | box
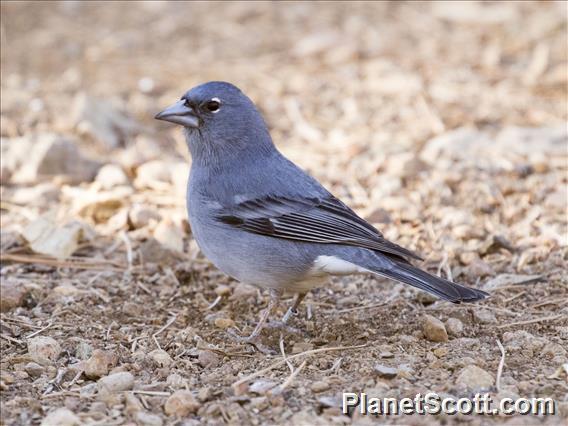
[154,100,200,128]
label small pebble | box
[292,342,314,354]
[97,372,135,393]
[24,362,45,378]
[88,402,107,414]
[214,285,232,297]
[433,347,448,358]
[75,341,93,360]
[197,387,212,402]
[80,383,97,398]
[310,381,330,393]
[84,350,117,379]
[445,318,464,337]
[95,164,129,189]
[0,280,28,312]
[1,371,16,384]
[473,309,497,324]
[456,365,494,390]
[465,258,494,278]
[249,379,277,395]
[125,392,143,413]
[318,396,342,408]
[250,396,269,410]
[14,371,29,380]
[28,336,61,366]
[398,334,418,345]
[166,373,185,389]
[40,408,80,426]
[214,318,235,329]
[149,349,173,368]
[197,350,220,368]
[374,364,398,379]
[397,364,413,379]
[134,411,163,426]
[229,283,257,301]
[129,204,161,229]
[164,390,201,416]
[379,351,394,359]
[422,315,449,342]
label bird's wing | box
[216,194,422,261]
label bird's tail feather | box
[372,261,488,303]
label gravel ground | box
[1,2,567,425]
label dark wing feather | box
[216,195,422,261]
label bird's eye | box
[205,98,221,113]
[183,98,191,108]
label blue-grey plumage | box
[155,81,488,346]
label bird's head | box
[155,82,273,160]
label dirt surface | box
[1,2,567,425]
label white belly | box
[288,255,369,293]
[310,255,369,275]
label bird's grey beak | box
[155,100,200,128]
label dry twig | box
[152,315,178,350]
[496,314,565,329]
[495,339,506,392]
[232,343,367,390]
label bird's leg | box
[260,292,308,336]
[228,288,281,344]
[282,292,307,324]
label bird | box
[155,81,488,349]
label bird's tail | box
[373,260,488,303]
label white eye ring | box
[207,97,221,113]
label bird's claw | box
[264,320,304,335]
[227,328,276,354]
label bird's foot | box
[227,328,276,354]
[263,319,304,335]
